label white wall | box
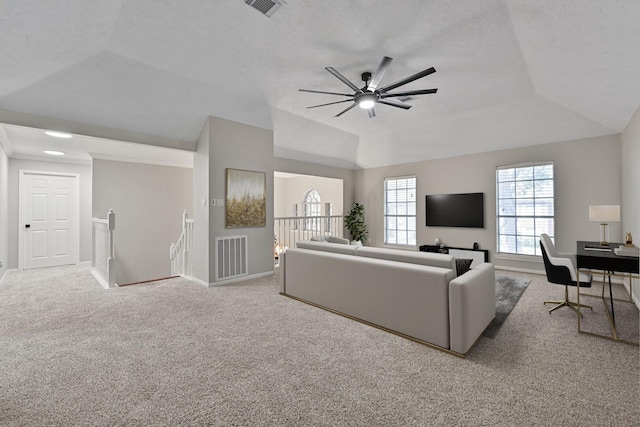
[7,158,92,269]
[354,134,622,273]
[621,105,640,303]
[0,143,8,279]
[92,159,193,285]
[274,174,344,217]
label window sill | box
[495,253,542,263]
[384,244,418,251]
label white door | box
[20,171,79,269]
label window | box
[497,163,554,256]
[303,189,321,231]
[384,176,417,246]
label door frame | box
[18,170,80,270]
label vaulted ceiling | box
[1,1,639,168]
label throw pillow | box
[455,258,473,276]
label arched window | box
[303,189,321,231]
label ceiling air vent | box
[244,0,284,17]
[398,95,416,103]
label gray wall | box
[354,134,622,273]
[209,117,274,280]
[192,119,211,282]
[192,116,274,285]
[7,158,92,269]
[92,159,193,285]
[274,157,356,225]
[0,143,8,279]
[621,106,640,302]
[274,175,344,217]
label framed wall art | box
[225,168,266,228]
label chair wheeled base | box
[544,285,592,318]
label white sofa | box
[280,241,496,356]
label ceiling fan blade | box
[378,67,436,93]
[325,67,362,93]
[307,99,354,109]
[335,102,358,117]
[299,89,353,97]
[367,107,376,118]
[367,56,393,91]
[377,99,412,110]
[380,88,438,98]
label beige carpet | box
[0,265,638,426]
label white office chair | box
[539,233,593,317]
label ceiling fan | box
[299,56,437,118]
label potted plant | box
[344,202,369,245]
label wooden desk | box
[576,241,639,345]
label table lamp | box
[588,205,620,246]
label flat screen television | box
[425,193,484,228]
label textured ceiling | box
[1,0,639,169]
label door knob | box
[25,224,30,229]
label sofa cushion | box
[455,258,473,276]
[326,235,350,245]
[295,240,358,255]
[356,246,457,272]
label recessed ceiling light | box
[43,150,65,156]
[45,131,73,138]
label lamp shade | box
[588,205,620,222]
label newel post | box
[182,210,189,275]
[107,209,116,287]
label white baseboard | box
[208,271,274,287]
[189,271,275,288]
[495,266,546,276]
[90,269,117,289]
[0,268,17,283]
[190,276,210,287]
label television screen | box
[425,193,484,228]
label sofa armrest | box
[448,263,495,355]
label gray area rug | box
[482,275,531,338]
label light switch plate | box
[211,199,216,207]
[201,198,207,207]
[217,199,224,206]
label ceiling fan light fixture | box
[358,93,377,109]
[300,56,437,118]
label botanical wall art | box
[226,168,266,228]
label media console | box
[419,244,489,268]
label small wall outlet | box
[216,199,224,207]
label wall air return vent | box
[215,235,248,281]
[244,0,284,17]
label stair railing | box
[170,210,194,278]
[91,209,116,288]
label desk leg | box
[579,270,637,345]
[602,271,619,340]
[577,268,581,333]
[608,271,616,326]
